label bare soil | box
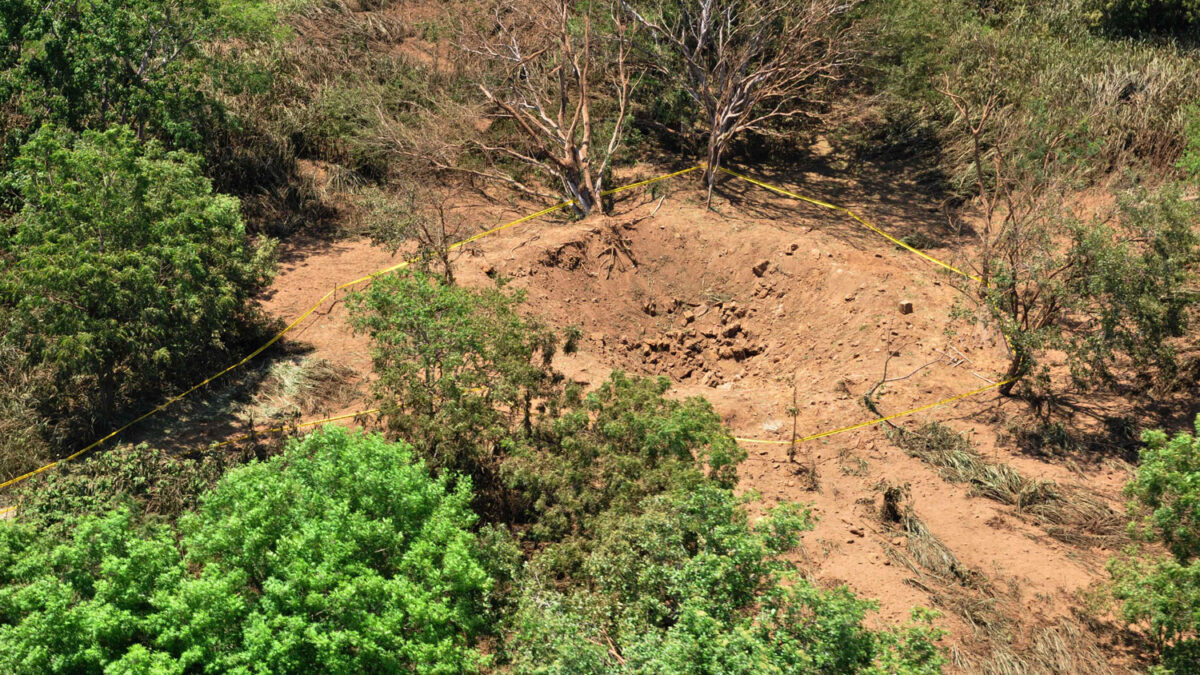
[242,160,1141,670]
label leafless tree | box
[626,0,861,203]
[363,186,467,286]
[462,0,636,217]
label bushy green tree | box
[0,125,275,435]
[507,485,946,673]
[0,0,275,172]
[505,372,744,542]
[976,181,1200,393]
[1109,417,1200,670]
[348,271,557,479]
[0,426,492,674]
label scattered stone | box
[752,260,770,277]
[899,300,914,315]
[849,527,864,537]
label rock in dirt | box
[752,260,770,277]
[899,300,914,315]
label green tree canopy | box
[0,124,274,433]
[0,0,275,171]
[348,270,557,480]
[0,426,492,674]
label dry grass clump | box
[948,617,1116,675]
[892,423,1125,547]
[248,356,360,420]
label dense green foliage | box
[0,427,491,673]
[348,271,557,479]
[1182,103,1200,181]
[0,125,274,441]
[507,372,743,542]
[508,484,945,673]
[0,0,275,174]
[1094,0,1200,37]
[1110,417,1200,670]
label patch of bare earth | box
[248,166,1137,671]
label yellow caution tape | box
[734,376,1016,446]
[717,166,984,285]
[0,168,697,493]
[0,161,1008,504]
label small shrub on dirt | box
[562,324,583,354]
[1109,416,1200,669]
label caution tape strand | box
[0,170,700,492]
[717,166,984,284]
[733,377,1016,446]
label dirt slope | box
[254,165,1135,670]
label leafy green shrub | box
[507,485,946,673]
[0,426,492,674]
[12,442,231,529]
[0,125,276,440]
[505,372,744,543]
[348,270,557,480]
[1181,103,1200,181]
[1109,417,1200,670]
[0,0,276,173]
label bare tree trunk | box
[704,132,722,207]
[629,0,860,205]
[465,0,635,218]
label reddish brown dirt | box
[252,164,1135,669]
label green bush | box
[507,485,946,673]
[1181,103,1200,181]
[348,270,557,480]
[0,125,275,440]
[0,426,492,674]
[0,0,276,173]
[505,372,744,543]
[1109,416,1200,670]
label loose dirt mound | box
[255,171,1135,670]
